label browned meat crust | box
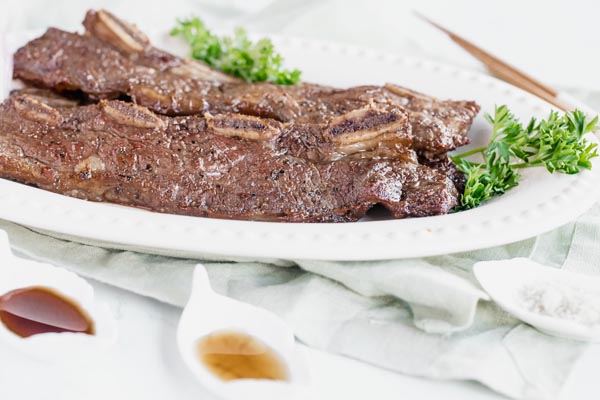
[4,10,480,222]
[13,23,479,159]
[0,95,459,222]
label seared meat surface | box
[0,95,458,221]
[13,21,479,159]
[3,9,481,222]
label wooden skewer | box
[415,12,573,111]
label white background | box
[1,1,600,399]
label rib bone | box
[13,95,62,125]
[324,103,409,144]
[206,113,282,141]
[100,100,166,129]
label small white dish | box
[0,230,117,359]
[177,264,309,400]
[474,258,600,342]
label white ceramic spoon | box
[177,264,309,400]
[474,258,600,342]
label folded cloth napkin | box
[2,204,599,400]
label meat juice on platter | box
[0,286,95,338]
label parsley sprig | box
[452,105,599,210]
[171,17,301,85]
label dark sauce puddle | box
[197,330,289,382]
[0,286,94,338]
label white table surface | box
[1,1,600,398]
[1,279,599,400]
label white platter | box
[1,30,599,261]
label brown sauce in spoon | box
[0,286,94,338]
[197,330,289,382]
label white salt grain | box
[518,280,600,327]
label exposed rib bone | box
[13,95,62,125]
[84,9,239,82]
[206,113,282,141]
[324,102,410,144]
[88,9,148,53]
[100,100,166,129]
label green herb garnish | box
[452,105,599,210]
[171,17,301,85]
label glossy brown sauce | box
[0,286,95,338]
[197,330,289,382]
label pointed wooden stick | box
[415,12,572,111]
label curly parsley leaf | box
[452,105,599,210]
[453,149,521,211]
[171,17,301,85]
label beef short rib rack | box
[1,9,480,222]
[82,10,479,161]
[0,95,458,221]
[14,11,480,159]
